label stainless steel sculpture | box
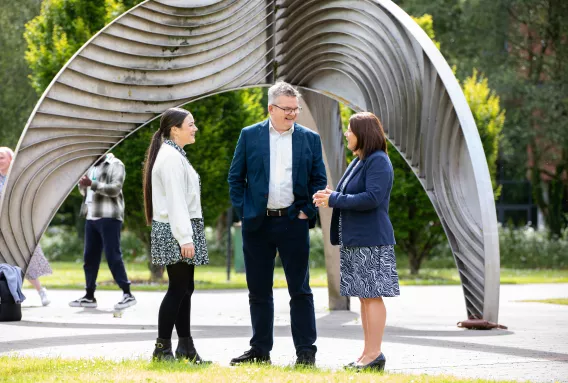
[0,0,500,321]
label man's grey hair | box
[267,81,301,105]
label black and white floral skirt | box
[340,245,400,298]
[151,220,209,266]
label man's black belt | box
[266,207,289,217]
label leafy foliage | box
[388,146,446,274]
[0,0,41,148]
[399,0,568,235]
[462,69,505,198]
[24,0,107,94]
[411,14,440,50]
[24,0,143,94]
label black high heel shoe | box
[357,353,386,372]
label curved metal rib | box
[0,0,499,321]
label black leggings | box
[158,262,195,339]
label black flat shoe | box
[230,348,271,366]
[357,353,386,372]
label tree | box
[462,69,505,198]
[0,0,42,148]
[24,0,107,94]
[389,149,447,275]
[502,0,568,237]
[398,0,568,235]
[24,0,142,94]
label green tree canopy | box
[400,0,568,235]
[0,0,41,148]
[24,0,142,94]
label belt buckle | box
[278,210,282,217]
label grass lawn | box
[519,298,568,305]
[29,262,568,292]
[0,356,530,383]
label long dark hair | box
[143,107,190,224]
[349,112,387,159]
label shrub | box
[309,228,325,268]
[40,226,83,262]
[431,225,568,269]
[39,226,147,263]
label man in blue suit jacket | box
[228,82,327,366]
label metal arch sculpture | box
[0,0,500,321]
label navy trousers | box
[83,218,130,292]
[242,215,317,356]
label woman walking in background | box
[313,112,399,371]
[143,108,210,363]
[0,147,52,306]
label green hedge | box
[40,225,568,271]
[40,227,147,263]
[423,226,568,269]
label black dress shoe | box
[175,337,211,364]
[295,351,316,367]
[230,349,271,365]
[357,353,386,372]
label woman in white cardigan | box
[143,107,209,362]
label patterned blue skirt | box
[340,245,400,298]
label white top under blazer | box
[152,142,202,246]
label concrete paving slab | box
[1,284,567,382]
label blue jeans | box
[242,215,317,356]
[83,218,130,292]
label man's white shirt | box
[267,120,295,209]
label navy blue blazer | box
[228,119,327,231]
[329,150,396,247]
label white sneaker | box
[39,287,51,306]
[114,293,137,310]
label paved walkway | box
[1,284,567,382]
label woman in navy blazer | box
[313,112,399,372]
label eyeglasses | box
[272,104,303,115]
